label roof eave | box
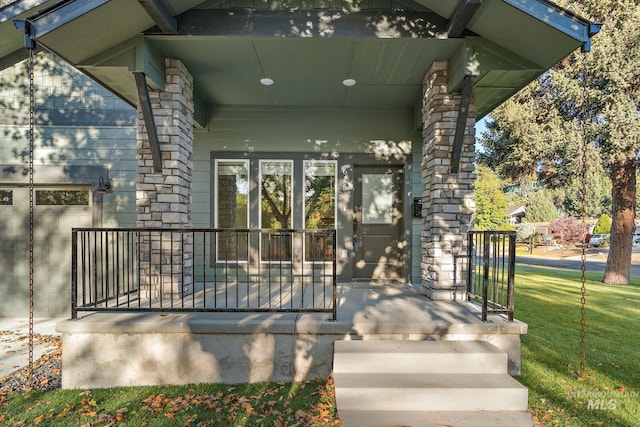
[502,0,600,51]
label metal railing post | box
[482,231,490,321]
[71,229,78,320]
[332,229,337,321]
[466,232,473,297]
[507,232,516,321]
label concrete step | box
[333,340,508,374]
[338,410,539,427]
[333,372,529,411]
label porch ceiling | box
[0,0,597,125]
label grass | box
[1,264,639,426]
[515,263,640,426]
[0,378,341,426]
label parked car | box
[588,234,610,247]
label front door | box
[352,166,405,281]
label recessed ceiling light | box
[342,78,356,87]
[260,77,274,86]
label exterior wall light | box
[342,78,356,87]
[260,78,274,86]
[92,176,112,194]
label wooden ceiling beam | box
[138,0,177,35]
[446,0,482,38]
[163,9,450,38]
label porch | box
[57,282,526,389]
[59,228,522,388]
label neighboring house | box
[507,206,526,225]
[0,0,597,320]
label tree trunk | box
[603,158,636,284]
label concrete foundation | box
[56,284,527,388]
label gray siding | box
[0,52,138,228]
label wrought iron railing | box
[71,228,337,320]
[467,231,516,321]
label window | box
[361,173,393,224]
[211,155,338,263]
[304,161,336,261]
[260,160,293,262]
[0,190,12,205]
[304,161,336,229]
[215,160,249,261]
[260,160,293,229]
[35,190,89,205]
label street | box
[517,252,640,278]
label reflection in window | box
[36,190,89,205]
[362,174,393,224]
[304,161,336,261]
[0,190,12,205]
[261,160,293,261]
[216,160,248,261]
[304,161,336,229]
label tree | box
[261,174,291,229]
[477,0,640,284]
[525,190,558,223]
[516,221,537,242]
[550,216,582,247]
[593,213,612,235]
[473,164,510,230]
[304,174,335,228]
[563,170,611,218]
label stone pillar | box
[136,58,194,296]
[420,61,476,300]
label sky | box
[475,116,488,152]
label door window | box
[361,173,393,224]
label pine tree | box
[478,0,640,284]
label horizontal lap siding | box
[0,52,138,228]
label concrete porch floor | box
[56,283,527,388]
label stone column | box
[136,58,194,296]
[420,61,476,300]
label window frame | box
[213,159,250,264]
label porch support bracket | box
[138,0,177,34]
[134,71,162,173]
[447,0,482,38]
[451,75,474,174]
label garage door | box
[0,187,93,317]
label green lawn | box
[0,379,340,426]
[515,263,640,426]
